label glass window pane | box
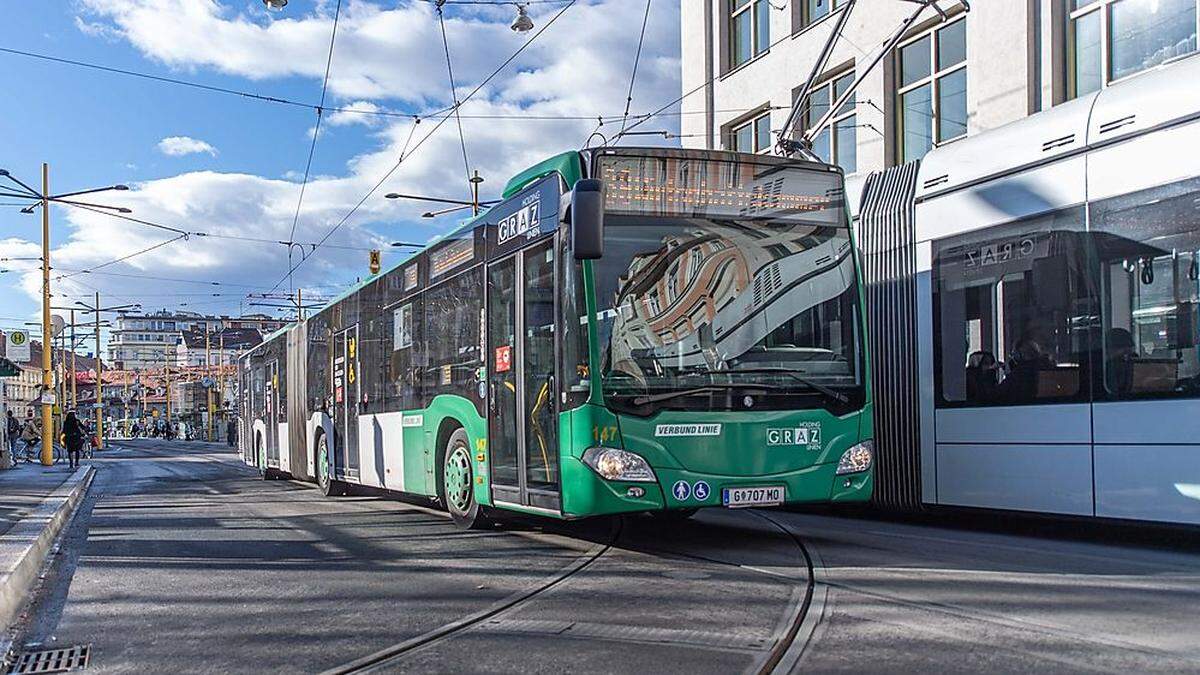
[754,114,772,151]
[733,123,753,152]
[834,116,857,174]
[812,127,831,164]
[937,68,968,142]
[806,85,830,127]
[901,83,933,163]
[733,0,750,9]
[1110,0,1197,81]
[808,0,830,24]
[1072,10,1103,97]
[932,208,1094,407]
[900,35,931,86]
[732,10,752,67]
[833,72,855,116]
[1071,0,1101,10]
[1092,177,1200,401]
[755,0,770,55]
[937,19,967,70]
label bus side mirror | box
[571,179,604,260]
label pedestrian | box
[5,410,20,466]
[62,410,87,469]
[20,417,40,460]
[226,418,237,447]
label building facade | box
[175,328,263,368]
[109,310,285,370]
[681,0,1198,175]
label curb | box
[0,466,95,632]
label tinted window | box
[933,208,1096,407]
[1092,177,1200,401]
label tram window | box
[422,268,484,412]
[1092,177,1200,401]
[307,313,331,412]
[932,208,1095,407]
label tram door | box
[487,240,560,511]
[332,326,361,479]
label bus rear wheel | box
[441,428,488,530]
[316,432,346,497]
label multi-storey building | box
[681,0,1198,174]
[108,310,285,370]
[175,328,263,368]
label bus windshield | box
[592,154,864,413]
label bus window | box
[932,208,1096,408]
[388,297,423,410]
[422,268,484,413]
[1092,177,1200,401]
[559,235,590,410]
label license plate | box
[722,485,785,508]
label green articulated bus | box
[238,146,874,528]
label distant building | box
[176,328,263,368]
[108,310,285,369]
[0,336,103,420]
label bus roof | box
[309,150,584,319]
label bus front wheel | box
[440,428,488,530]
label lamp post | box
[74,298,139,451]
[1,165,130,465]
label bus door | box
[487,239,561,511]
[332,326,361,480]
[251,365,266,466]
[266,360,279,466]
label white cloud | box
[157,136,218,157]
[326,100,384,127]
[15,0,685,316]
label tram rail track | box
[750,511,821,675]
[321,517,624,675]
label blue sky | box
[0,0,681,345]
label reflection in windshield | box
[592,217,862,411]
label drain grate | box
[7,645,91,674]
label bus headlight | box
[582,447,657,482]
[836,440,873,475]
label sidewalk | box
[0,463,78,538]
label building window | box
[1068,0,1198,99]
[730,111,773,153]
[798,0,847,30]
[730,0,770,69]
[801,70,857,174]
[896,17,967,163]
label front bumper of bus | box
[560,449,873,517]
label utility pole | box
[164,343,172,430]
[70,309,77,409]
[40,163,53,465]
[94,291,103,449]
[218,331,225,442]
[205,325,213,442]
[3,162,128,461]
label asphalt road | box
[10,439,1200,674]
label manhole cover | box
[7,645,91,674]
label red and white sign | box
[494,345,512,373]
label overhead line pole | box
[94,291,104,449]
[40,163,53,466]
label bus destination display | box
[598,155,842,223]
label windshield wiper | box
[726,367,850,404]
[630,383,785,407]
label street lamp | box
[0,165,132,465]
[511,4,534,32]
[262,0,288,10]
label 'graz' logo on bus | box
[767,423,822,450]
[497,195,541,245]
[655,424,721,437]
